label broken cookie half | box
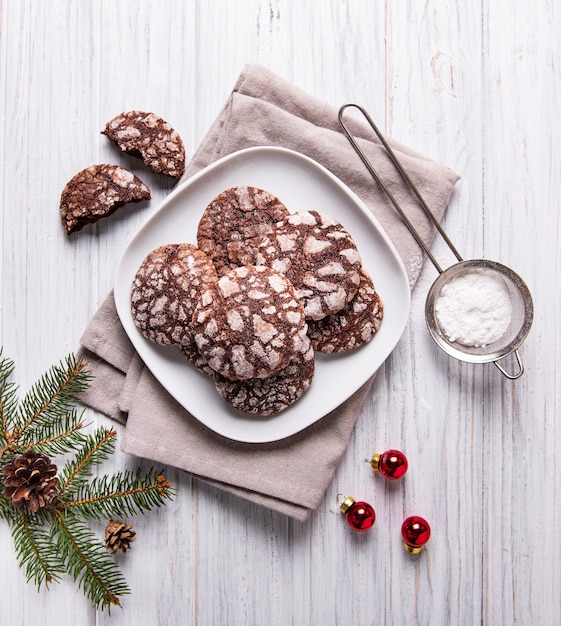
[60,163,151,234]
[102,110,186,179]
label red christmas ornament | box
[370,449,408,480]
[401,516,431,553]
[339,496,376,532]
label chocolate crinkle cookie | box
[192,265,308,381]
[213,333,315,415]
[250,210,363,320]
[60,164,151,234]
[102,111,186,178]
[307,268,384,353]
[130,243,218,347]
[180,344,215,377]
[197,185,290,276]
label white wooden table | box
[1,1,558,624]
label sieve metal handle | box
[493,350,524,380]
[338,103,463,274]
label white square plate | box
[114,147,411,443]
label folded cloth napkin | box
[77,64,459,522]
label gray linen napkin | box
[77,64,459,522]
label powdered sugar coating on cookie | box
[307,268,384,353]
[192,265,308,380]
[196,186,290,276]
[131,243,218,347]
[180,344,214,377]
[253,210,362,320]
[213,333,315,415]
[60,164,151,234]
[102,111,186,178]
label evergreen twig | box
[57,426,117,497]
[50,510,130,612]
[0,351,19,449]
[11,508,65,588]
[59,469,174,520]
[0,350,175,612]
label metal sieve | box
[339,103,534,379]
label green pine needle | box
[0,492,14,521]
[59,468,175,520]
[57,426,117,497]
[50,511,130,612]
[0,352,92,464]
[0,351,19,444]
[15,354,92,443]
[0,350,175,612]
[11,508,65,588]
[16,410,90,458]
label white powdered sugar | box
[435,269,512,347]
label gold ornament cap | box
[370,453,381,471]
[339,496,356,514]
[403,542,423,554]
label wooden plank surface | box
[0,0,559,624]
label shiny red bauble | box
[339,496,376,532]
[401,516,431,553]
[371,449,408,480]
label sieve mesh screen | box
[425,260,533,363]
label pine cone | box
[105,520,136,554]
[2,449,59,512]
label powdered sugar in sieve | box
[425,260,533,378]
[434,268,512,347]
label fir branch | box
[0,352,19,451]
[0,350,175,611]
[50,510,130,612]
[0,493,14,522]
[59,469,174,520]
[10,354,92,447]
[11,508,65,589]
[16,411,89,459]
[57,427,117,497]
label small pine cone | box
[105,519,136,554]
[2,449,60,512]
